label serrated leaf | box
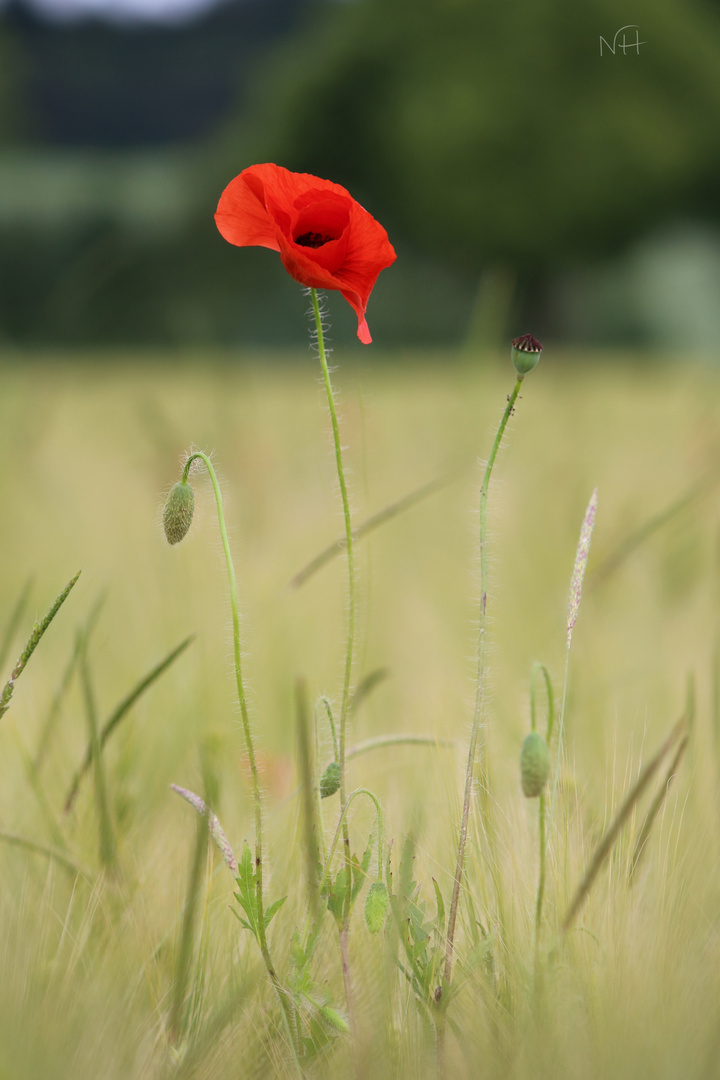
[264,894,287,929]
[229,908,254,932]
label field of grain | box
[1,348,719,1079]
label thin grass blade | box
[590,469,720,588]
[561,716,687,934]
[0,831,89,878]
[629,735,688,882]
[290,466,464,589]
[64,635,193,813]
[79,632,116,868]
[34,591,107,772]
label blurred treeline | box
[1,0,720,350]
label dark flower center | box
[294,230,335,249]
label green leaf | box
[264,895,287,929]
[350,844,372,902]
[432,878,445,932]
[325,867,350,924]
[232,843,260,939]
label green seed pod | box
[511,333,543,376]
[319,760,340,799]
[364,881,389,934]
[520,731,550,798]
[163,481,195,545]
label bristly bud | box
[511,333,543,376]
[364,880,389,933]
[520,731,550,797]
[319,1005,350,1033]
[319,760,340,798]
[163,481,195,545]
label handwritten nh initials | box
[600,25,646,55]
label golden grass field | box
[1,348,720,1079]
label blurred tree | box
[239,0,720,278]
[0,22,23,144]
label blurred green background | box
[1,0,720,352]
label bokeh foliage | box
[246,0,720,271]
[1,0,720,345]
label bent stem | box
[443,376,524,992]
[181,452,297,1049]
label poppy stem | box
[442,376,524,992]
[310,288,358,1025]
[180,452,292,1034]
[309,289,356,837]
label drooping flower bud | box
[319,1005,349,1032]
[511,334,543,376]
[520,731,550,798]
[319,760,340,798]
[364,880,389,933]
[163,480,195,545]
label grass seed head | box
[163,481,195,545]
[520,731,550,797]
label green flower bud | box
[511,333,543,376]
[319,1005,349,1033]
[364,880,389,933]
[319,760,340,798]
[520,731,550,798]
[163,481,195,545]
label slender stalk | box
[310,288,356,1003]
[180,452,295,1044]
[530,663,554,972]
[302,787,384,961]
[310,290,355,808]
[443,376,524,989]
[535,792,546,969]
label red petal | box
[215,168,280,251]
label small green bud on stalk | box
[520,731,550,798]
[319,760,340,798]
[511,333,543,376]
[163,481,195,545]
[364,880,389,933]
[319,1005,350,1033]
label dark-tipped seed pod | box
[520,731,550,798]
[511,333,543,376]
[364,881,389,933]
[163,481,195,545]
[319,761,340,798]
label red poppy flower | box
[215,163,396,344]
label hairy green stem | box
[181,452,296,1048]
[310,290,356,817]
[443,376,524,989]
[310,289,357,1024]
